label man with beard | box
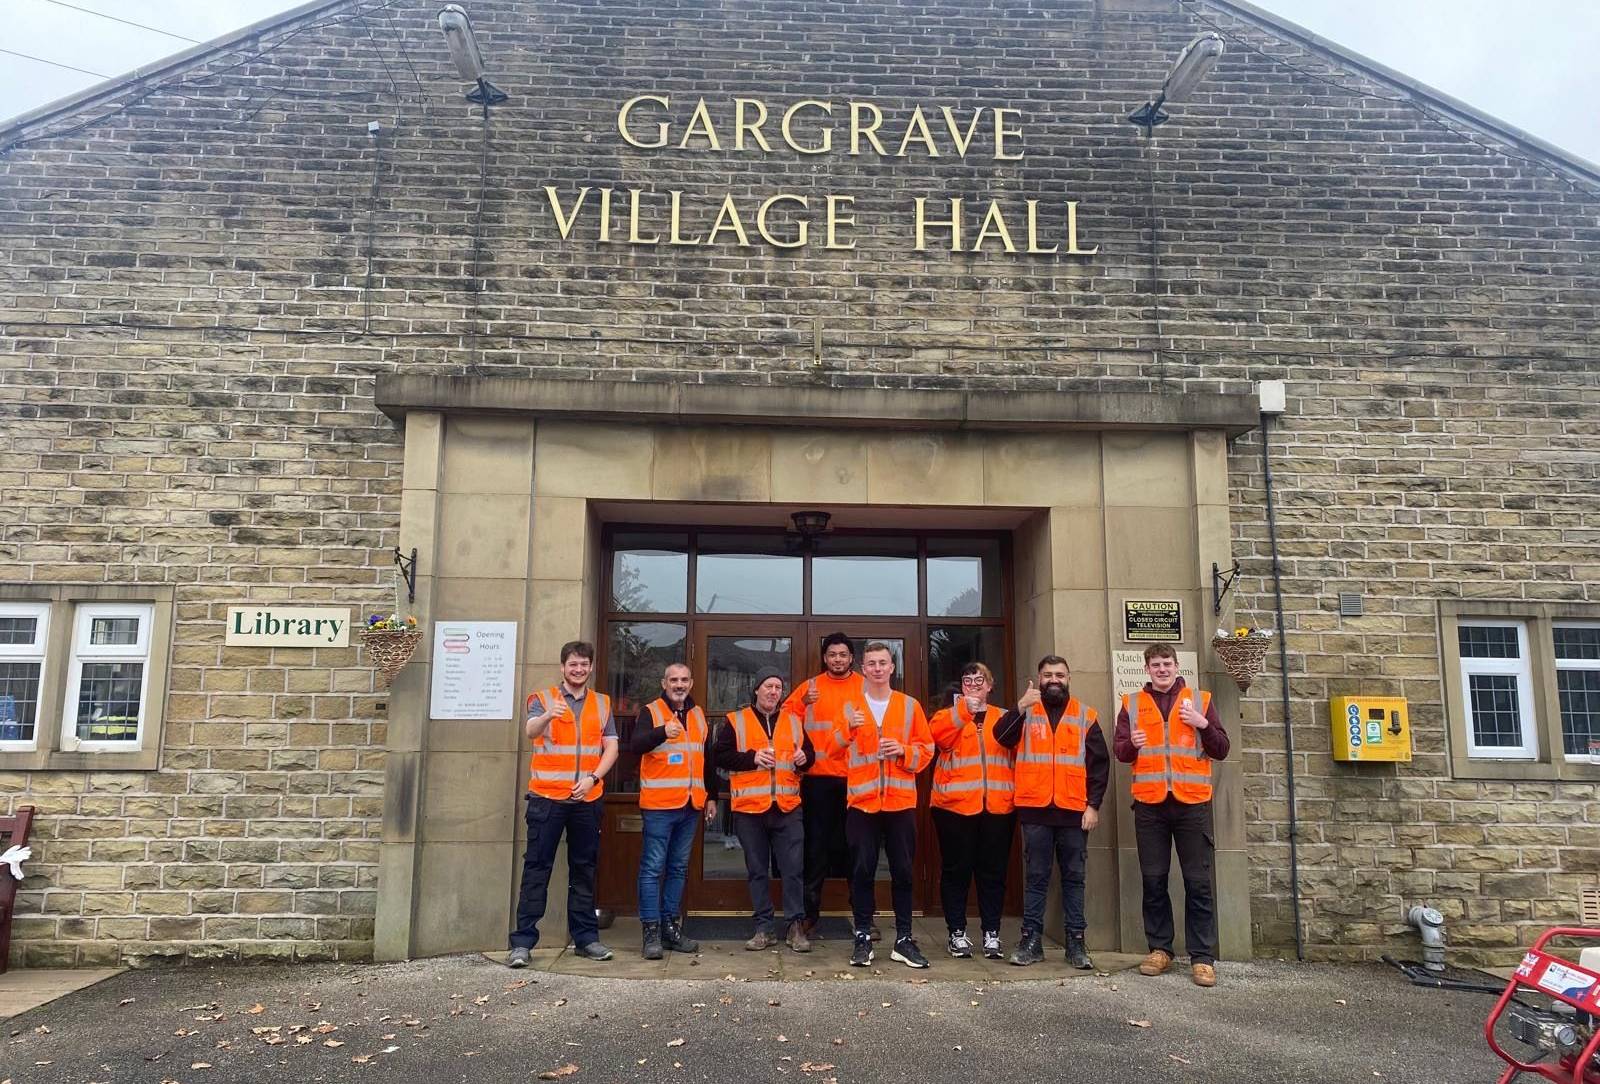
[780,631,864,939]
[1114,641,1228,987]
[630,662,718,960]
[994,654,1109,969]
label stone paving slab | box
[490,918,1145,982]
[0,968,122,1020]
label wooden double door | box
[597,620,1023,918]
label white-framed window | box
[62,602,154,751]
[1556,622,1600,760]
[0,601,51,751]
[1457,619,1538,760]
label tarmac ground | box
[0,924,1516,1083]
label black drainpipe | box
[1260,409,1304,962]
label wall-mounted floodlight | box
[438,4,507,106]
[1128,32,1224,137]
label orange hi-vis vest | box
[1013,699,1093,812]
[781,671,865,779]
[1126,687,1214,805]
[726,707,805,815]
[638,698,709,811]
[526,686,612,802]
[845,691,932,813]
[930,701,1015,815]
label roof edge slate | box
[3,0,1596,189]
[1209,0,1600,185]
[0,0,347,140]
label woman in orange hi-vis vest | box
[714,667,817,953]
[839,642,934,970]
[507,640,620,968]
[928,661,1016,962]
[1113,641,1230,989]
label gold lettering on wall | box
[617,94,669,149]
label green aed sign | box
[1123,600,1182,643]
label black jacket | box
[713,704,817,775]
[628,696,720,802]
[995,700,1111,821]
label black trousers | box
[1134,796,1218,964]
[801,775,850,923]
[733,807,805,932]
[845,807,916,939]
[931,807,1015,934]
[1021,821,1088,937]
[510,794,601,951]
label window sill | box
[1450,757,1600,783]
[0,746,159,773]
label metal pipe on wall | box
[1261,410,1305,962]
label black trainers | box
[947,929,973,958]
[574,941,614,961]
[891,936,930,969]
[662,917,698,954]
[982,930,1003,959]
[849,931,875,967]
[641,921,664,960]
[1009,929,1043,966]
[1065,932,1094,971]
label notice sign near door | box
[1123,600,1182,642]
[429,621,518,720]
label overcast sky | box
[2,1,1597,166]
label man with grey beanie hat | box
[715,667,817,951]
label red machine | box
[1486,928,1600,1083]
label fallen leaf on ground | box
[190,1062,212,1069]
[119,998,136,1006]
[667,1038,685,1048]
[474,995,491,1005]
[312,1022,338,1034]
[325,1040,345,1048]
[244,1004,265,1015]
[553,998,568,1007]
[351,1054,372,1064]
[776,1035,789,1043]
[1170,1054,1191,1064]
[538,1065,580,1079]
[1127,1019,1152,1028]
[800,1063,835,1072]
[1334,999,1347,1006]
[33,1027,49,1035]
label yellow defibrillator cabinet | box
[1329,695,1411,762]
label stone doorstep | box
[482,919,1146,982]
[0,968,124,1020]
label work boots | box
[1065,932,1094,971]
[1009,929,1044,966]
[641,921,664,960]
[661,916,699,954]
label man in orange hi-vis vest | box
[629,661,718,961]
[715,667,817,952]
[1113,641,1230,988]
[507,640,620,968]
[840,642,934,969]
[780,631,863,940]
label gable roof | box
[3,0,1597,187]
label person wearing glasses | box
[927,661,1017,961]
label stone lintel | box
[375,376,1260,437]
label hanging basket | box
[1212,634,1272,693]
[361,626,423,686]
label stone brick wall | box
[1,0,1596,964]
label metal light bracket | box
[394,546,418,604]
[466,77,508,106]
[1212,559,1241,616]
[1129,96,1169,137]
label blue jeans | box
[638,805,699,923]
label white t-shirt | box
[865,694,890,729]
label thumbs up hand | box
[843,702,864,732]
[803,679,820,706]
[1017,680,1041,713]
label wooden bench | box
[0,805,35,974]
